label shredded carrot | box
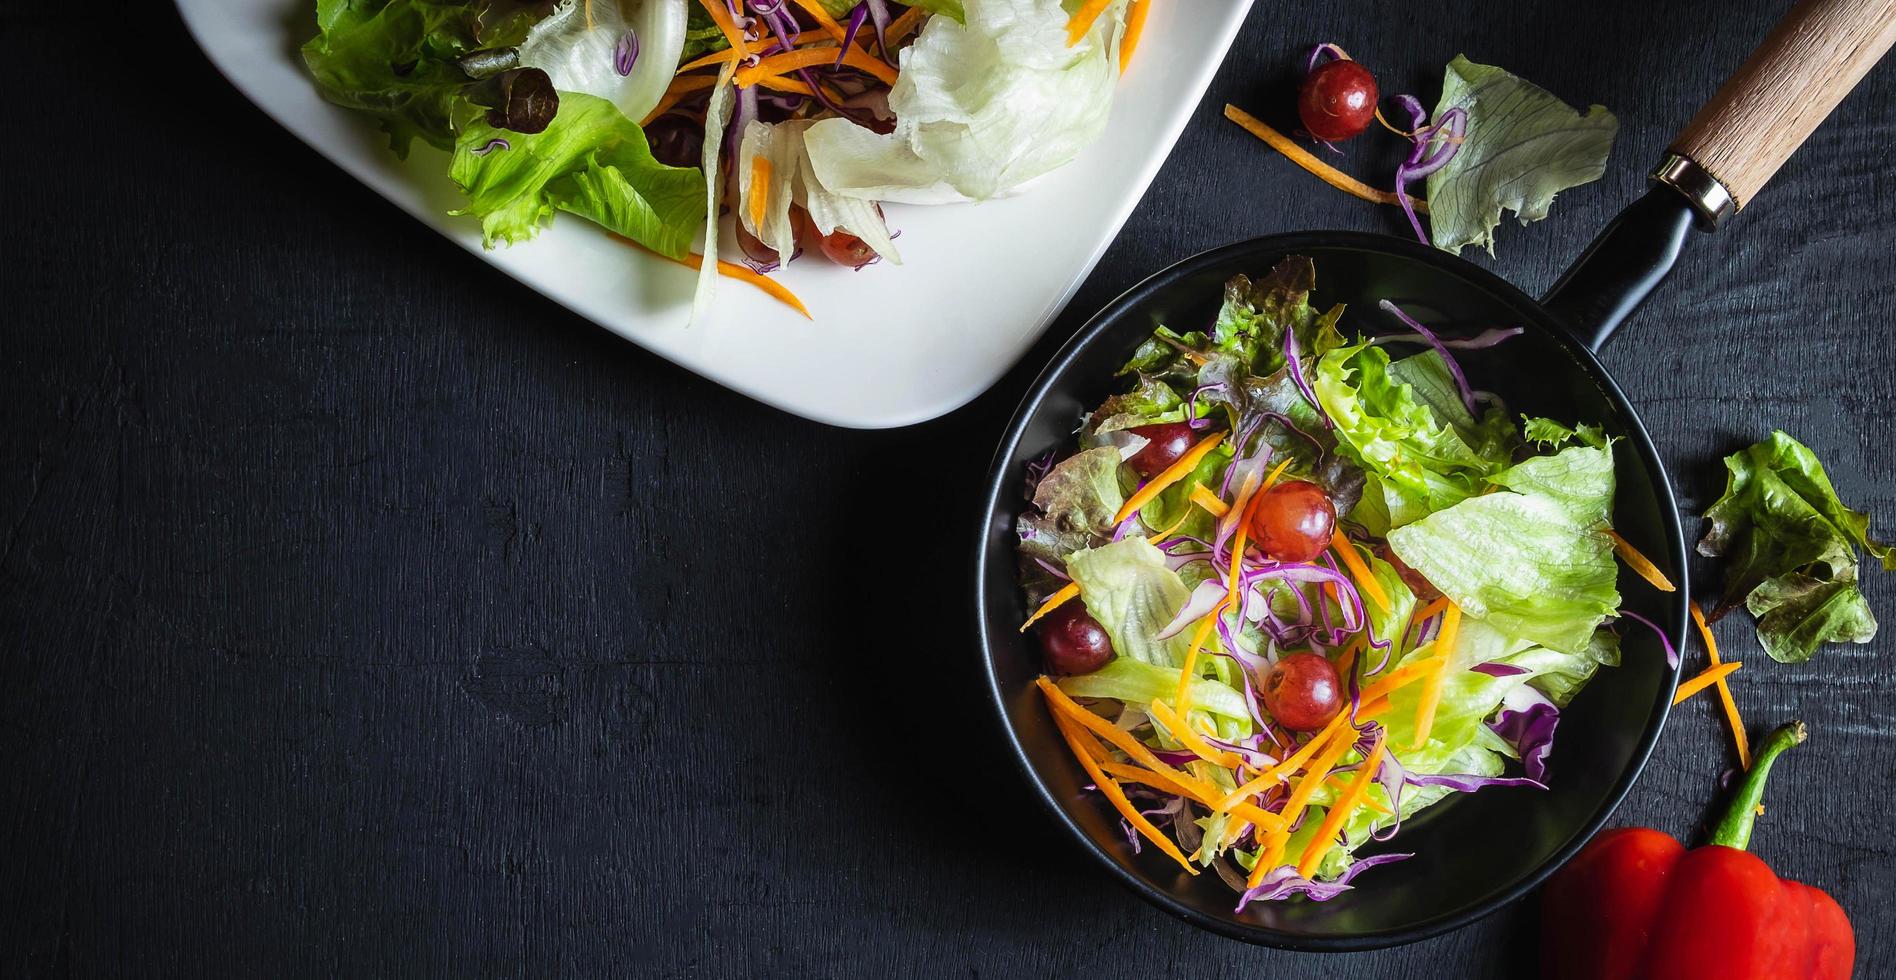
[886,4,928,44]
[790,0,851,44]
[1118,0,1150,73]
[1674,661,1743,705]
[1607,530,1678,593]
[1248,834,1289,888]
[614,237,813,319]
[1411,596,1450,626]
[1148,698,1241,769]
[676,48,742,75]
[1101,762,1286,832]
[1215,704,1377,812]
[1358,654,1445,705]
[1248,726,1358,887]
[1298,734,1388,877]
[1222,470,1266,601]
[1692,601,1751,769]
[640,73,722,125]
[1410,603,1460,750]
[1048,708,1199,873]
[1037,677,1223,801]
[1171,599,1228,716]
[1223,105,1429,214]
[738,47,899,88]
[1189,483,1231,519]
[1149,501,1198,542]
[1064,0,1114,45]
[694,0,749,60]
[748,156,774,230]
[1018,582,1080,633]
[754,75,819,97]
[1330,529,1391,615]
[1113,432,1226,525]
[1260,457,1295,491]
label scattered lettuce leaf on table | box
[449,92,705,257]
[1698,430,1892,662]
[1426,55,1618,256]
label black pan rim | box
[972,230,1688,952]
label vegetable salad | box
[1016,256,1673,905]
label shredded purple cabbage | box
[1236,852,1412,909]
[470,137,510,156]
[1379,299,1477,416]
[837,3,870,67]
[1616,608,1681,669]
[613,28,639,77]
[1280,319,1333,430]
[1390,94,1467,245]
[1489,684,1560,783]
[1373,326,1525,350]
[1303,42,1349,75]
[1471,661,1532,677]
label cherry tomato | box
[1298,58,1378,142]
[1249,479,1336,563]
[1125,422,1197,478]
[1038,601,1114,675]
[1262,652,1342,731]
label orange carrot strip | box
[1409,603,1460,750]
[886,4,928,44]
[614,237,813,319]
[737,47,898,88]
[1411,596,1450,626]
[1065,0,1113,45]
[1674,661,1743,705]
[1224,104,1429,213]
[640,73,722,125]
[1331,529,1391,615]
[1099,762,1286,832]
[694,0,750,59]
[1297,734,1388,877]
[790,0,851,43]
[1113,432,1226,525]
[1607,530,1678,593]
[1215,705,1362,812]
[1358,655,1444,705]
[1247,727,1358,887]
[747,156,773,230]
[1118,0,1150,73]
[1147,698,1241,770]
[1048,707,1198,874]
[1189,483,1230,518]
[1036,677,1223,801]
[675,48,742,75]
[1171,598,1228,716]
[1692,601,1752,769]
[753,75,818,97]
[1018,582,1080,633]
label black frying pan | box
[973,0,1896,950]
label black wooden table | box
[5,2,1894,976]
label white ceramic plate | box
[177,0,1253,428]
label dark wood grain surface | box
[4,1,1894,976]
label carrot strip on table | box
[1692,601,1752,769]
[1607,530,1678,592]
[1119,0,1150,73]
[1224,105,1430,213]
[1674,661,1743,705]
[614,237,813,319]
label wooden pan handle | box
[1669,0,1896,213]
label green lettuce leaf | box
[1056,658,1251,725]
[1211,256,1316,364]
[1697,431,1889,663]
[1523,416,1610,451]
[1315,341,1516,530]
[1745,568,1877,663]
[303,0,537,157]
[1387,445,1620,653]
[449,92,705,256]
[1030,447,1125,533]
[1425,55,1618,256]
[1065,538,1193,668]
[678,2,732,61]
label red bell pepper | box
[1541,721,1854,980]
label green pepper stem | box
[1708,721,1807,851]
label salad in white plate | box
[302,0,1149,320]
